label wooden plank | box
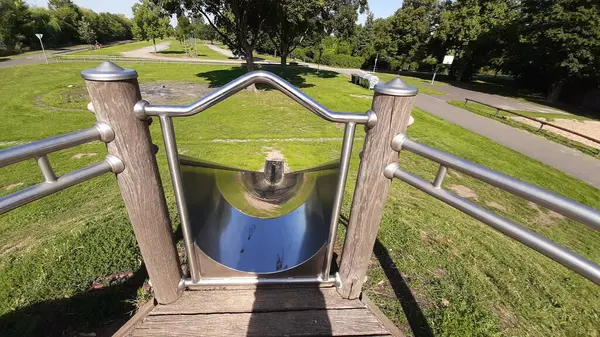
[151,287,365,315]
[84,62,182,304]
[133,308,391,336]
[339,80,416,299]
[112,298,156,337]
[362,294,406,337]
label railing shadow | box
[340,214,434,337]
[0,266,148,337]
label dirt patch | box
[139,81,213,104]
[486,201,506,211]
[449,184,478,200]
[4,182,24,191]
[72,153,97,159]
[511,117,600,150]
[527,201,565,226]
[349,94,372,99]
[38,81,214,111]
[261,146,291,172]
[496,307,519,329]
[0,238,32,256]
[433,267,448,278]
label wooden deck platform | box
[119,286,404,336]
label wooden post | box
[338,77,418,299]
[82,62,182,304]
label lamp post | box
[373,53,379,73]
[35,34,48,64]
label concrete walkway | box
[205,43,235,58]
[426,83,564,114]
[121,41,170,58]
[416,94,600,188]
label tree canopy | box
[0,0,132,54]
[132,0,171,52]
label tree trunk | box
[243,44,257,92]
[280,52,288,74]
[153,38,157,53]
[547,80,565,103]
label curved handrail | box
[135,70,371,124]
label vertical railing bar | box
[36,155,57,183]
[323,122,356,279]
[159,115,199,282]
[433,165,447,189]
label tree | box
[435,0,517,81]
[0,0,30,54]
[352,11,375,58]
[322,0,368,38]
[266,0,324,69]
[506,0,600,102]
[132,0,170,53]
[175,15,192,42]
[47,0,81,45]
[388,0,438,70]
[77,17,96,45]
[157,0,274,91]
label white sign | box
[442,55,454,65]
[35,33,43,40]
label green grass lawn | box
[157,39,230,60]
[449,100,600,157]
[0,62,599,336]
[70,40,164,56]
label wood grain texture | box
[85,78,182,304]
[339,92,415,299]
[151,287,364,315]
[133,308,390,336]
[362,294,406,337]
[113,298,156,337]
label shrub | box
[320,52,364,68]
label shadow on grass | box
[451,81,599,119]
[340,214,434,337]
[195,65,338,89]
[0,58,10,62]
[0,267,148,337]
[159,50,208,57]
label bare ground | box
[512,117,600,150]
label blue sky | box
[26,0,401,24]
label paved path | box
[0,46,89,68]
[301,64,600,187]
[416,94,600,188]
[205,44,235,58]
[121,41,171,58]
[426,83,564,114]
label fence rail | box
[0,122,122,215]
[464,98,600,148]
[387,134,600,285]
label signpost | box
[35,34,48,64]
[431,55,454,84]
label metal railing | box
[464,98,600,152]
[135,70,374,285]
[386,134,600,285]
[0,122,123,215]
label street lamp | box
[35,34,48,64]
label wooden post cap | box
[81,61,138,82]
[374,77,418,97]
